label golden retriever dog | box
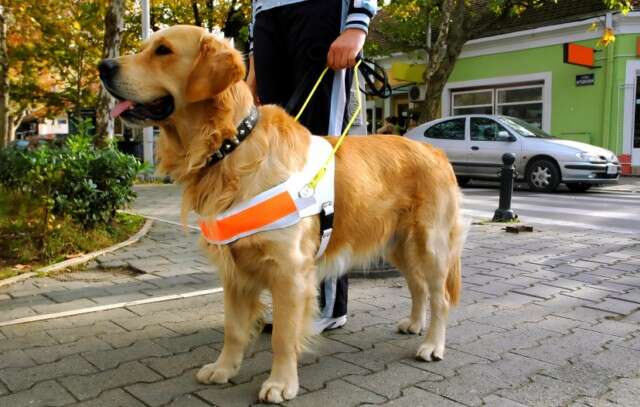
[99,25,466,403]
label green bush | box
[0,120,142,231]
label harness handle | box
[301,60,363,190]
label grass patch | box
[0,192,144,280]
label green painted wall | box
[609,34,637,154]
[448,34,639,153]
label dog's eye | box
[155,45,172,56]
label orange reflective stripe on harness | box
[199,191,298,242]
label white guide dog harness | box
[199,136,335,258]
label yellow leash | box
[295,60,363,190]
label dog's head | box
[99,25,245,127]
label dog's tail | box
[445,198,469,306]
[446,256,462,305]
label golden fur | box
[104,25,466,403]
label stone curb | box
[0,219,154,289]
[592,186,639,193]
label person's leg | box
[253,8,294,106]
[312,274,348,333]
[332,274,348,317]
[253,7,295,335]
[282,0,352,135]
[282,0,352,331]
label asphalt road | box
[461,184,640,234]
[133,183,640,235]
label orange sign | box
[563,43,595,68]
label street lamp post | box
[141,0,154,165]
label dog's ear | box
[185,37,246,103]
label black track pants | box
[253,0,350,318]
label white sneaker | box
[312,315,347,335]
[262,314,347,334]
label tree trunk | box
[75,48,84,115]
[421,82,444,121]
[222,0,238,34]
[205,0,214,32]
[419,0,468,122]
[191,1,202,27]
[11,112,25,140]
[420,37,466,121]
[0,6,10,148]
[95,0,124,147]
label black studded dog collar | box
[205,106,259,167]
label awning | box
[391,62,426,84]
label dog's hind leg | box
[196,284,262,384]
[389,242,427,335]
[259,268,316,403]
[415,226,454,363]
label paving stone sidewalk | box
[0,184,639,406]
[594,176,640,193]
[0,185,218,322]
[0,221,218,322]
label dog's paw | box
[258,378,299,404]
[196,362,237,384]
[398,318,423,334]
[416,341,445,362]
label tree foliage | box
[368,0,634,121]
[2,0,107,145]
[123,0,251,51]
[1,0,251,145]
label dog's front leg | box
[259,272,314,403]
[197,284,261,384]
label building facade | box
[368,9,640,175]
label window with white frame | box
[452,90,493,116]
[450,84,543,128]
[496,85,543,128]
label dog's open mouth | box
[110,95,174,121]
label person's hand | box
[327,28,366,71]
[246,55,260,104]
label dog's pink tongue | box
[110,100,134,118]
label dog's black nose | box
[98,59,119,81]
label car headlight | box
[576,152,600,161]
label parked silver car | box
[404,115,620,192]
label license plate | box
[606,165,618,175]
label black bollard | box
[493,153,518,222]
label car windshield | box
[498,117,554,138]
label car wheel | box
[566,183,592,193]
[456,176,470,187]
[526,159,560,192]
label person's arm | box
[327,0,378,70]
[344,0,377,34]
[246,55,258,103]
